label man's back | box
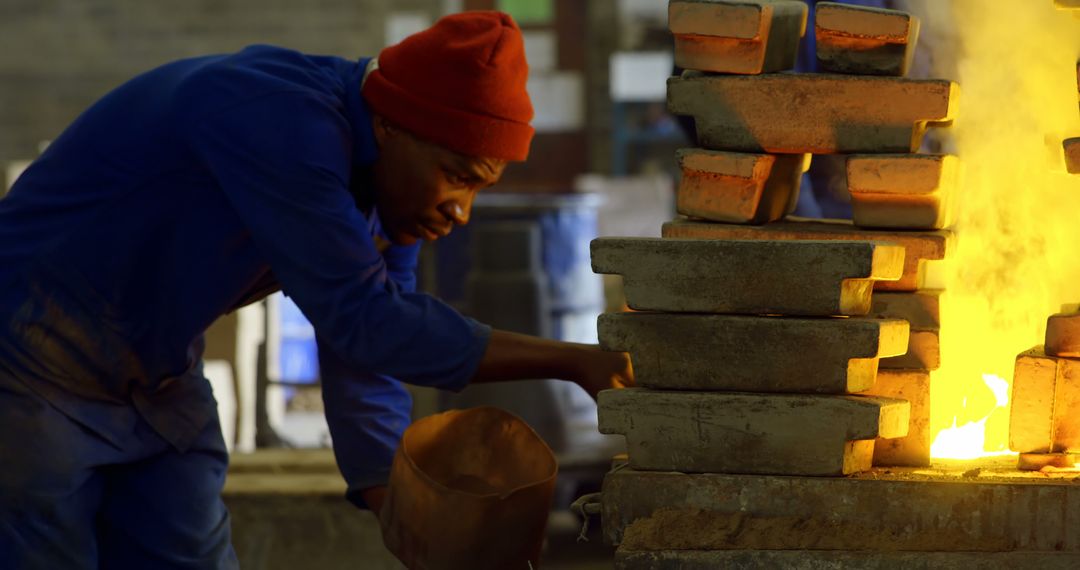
[0,46,369,446]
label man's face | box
[372,117,506,245]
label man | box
[0,11,632,569]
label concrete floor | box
[543,511,616,570]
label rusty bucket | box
[379,406,558,569]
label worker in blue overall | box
[0,11,632,569]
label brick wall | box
[0,0,443,178]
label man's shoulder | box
[174,45,356,119]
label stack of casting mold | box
[1011,8,1080,469]
[1069,62,1079,173]
[663,0,958,469]
[588,2,977,568]
[1010,305,1080,470]
[1060,0,1080,172]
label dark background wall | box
[0,0,446,176]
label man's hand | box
[571,345,634,399]
[470,329,635,397]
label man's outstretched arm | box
[469,329,633,398]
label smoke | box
[903,0,1080,455]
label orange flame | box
[929,374,1011,460]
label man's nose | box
[447,195,474,226]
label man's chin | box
[387,226,437,246]
[388,232,420,246]
[384,223,441,246]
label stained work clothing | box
[0,375,237,569]
[0,45,491,564]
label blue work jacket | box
[0,45,490,508]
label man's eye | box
[446,172,467,186]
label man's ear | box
[372,114,390,148]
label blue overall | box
[0,45,490,568]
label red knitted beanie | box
[362,11,534,162]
